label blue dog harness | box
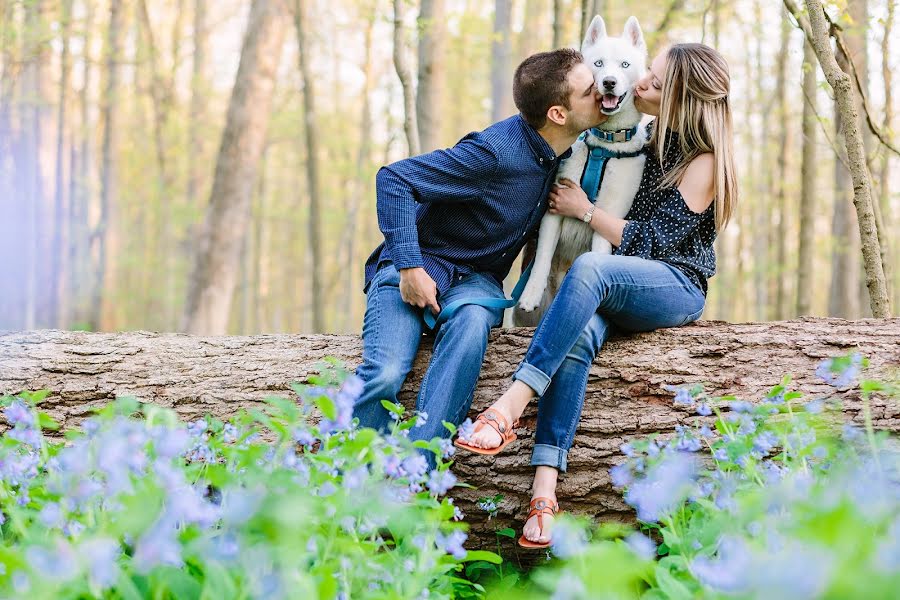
[423,126,644,330]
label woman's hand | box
[547,178,593,220]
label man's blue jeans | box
[512,253,706,472]
[353,263,504,447]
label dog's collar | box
[588,125,640,143]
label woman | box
[455,43,737,548]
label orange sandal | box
[518,496,560,549]
[453,408,519,455]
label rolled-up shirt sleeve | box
[617,188,705,259]
[376,132,500,270]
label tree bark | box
[92,0,124,332]
[292,0,325,333]
[787,0,890,318]
[53,0,74,330]
[877,0,895,308]
[491,0,512,123]
[796,38,817,316]
[773,9,791,320]
[416,0,445,153]
[752,0,769,321]
[392,0,419,157]
[187,0,207,208]
[182,0,288,334]
[1,319,898,550]
[552,0,564,48]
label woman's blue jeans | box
[513,253,706,472]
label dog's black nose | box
[602,77,617,90]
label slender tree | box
[877,0,895,305]
[183,0,288,334]
[393,0,419,156]
[773,8,792,319]
[417,0,445,153]
[786,0,890,317]
[491,0,512,123]
[292,0,325,332]
[796,38,817,316]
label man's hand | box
[399,267,441,315]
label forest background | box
[0,0,896,336]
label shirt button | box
[539,158,543,164]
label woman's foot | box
[521,467,559,545]
[464,381,535,450]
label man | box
[353,48,606,451]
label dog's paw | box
[518,286,545,312]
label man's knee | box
[444,304,499,339]
[357,359,409,402]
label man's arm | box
[376,132,500,312]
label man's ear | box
[546,106,567,127]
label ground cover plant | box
[0,354,896,599]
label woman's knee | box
[569,252,621,287]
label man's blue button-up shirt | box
[364,115,570,295]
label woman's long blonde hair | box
[652,43,737,231]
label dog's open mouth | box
[600,91,627,113]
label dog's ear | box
[582,15,607,50]
[624,16,646,52]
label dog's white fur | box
[514,16,650,325]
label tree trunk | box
[182,0,288,334]
[752,0,768,321]
[773,9,791,320]
[787,0,890,318]
[796,38,817,316]
[92,0,124,332]
[293,0,325,333]
[53,0,74,329]
[416,0,445,153]
[187,0,207,208]
[0,0,22,330]
[491,0,513,123]
[1,320,898,549]
[393,0,419,157]
[552,0,564,48]
[877,0,895,308]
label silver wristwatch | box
[581,205,596,223]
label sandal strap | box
[525,497,559,540]
[476,408,514,438]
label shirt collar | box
[517,115,566,167]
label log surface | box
[1,319,898,556]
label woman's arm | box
[547,153,716,250]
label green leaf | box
[314,394,337,420]
[37,412,60,431]
[380,400,405,416]
[459,550,502,564]
[653,564,694,600]
[496,528,516,538]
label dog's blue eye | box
[594,59,603,67]
[621,61,630,68]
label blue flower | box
[624,452,698,522]
[436,530,467,559]
[457,418,475,441]
[804,399,825,414]
[426,470,457,496]
[610,464,633,488]
[624,532,656,560]
[81,537,120,588]
[3,401,35,428]
[550,519,589,559]
[187,418,208,437]
[696,402,712,416]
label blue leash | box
[423,133,643,330]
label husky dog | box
[514,16,649,325]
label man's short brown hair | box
[513,48,584,129]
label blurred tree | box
[183,0,288,334]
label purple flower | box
[81,537,120,588]
[620,443,636,457]
[436,530,467,559]
[187,418,208,437]
[457,418,475,441]
[610,464,633,488]
[4,401,35,428]
[477,497,499,518]
[401,455,428,481]
[342,466,368,490]
[133,521,183,573]
[752,431,779,455]
[699,425,714,438]
[292,427,316,447]
[38,502,64,529]
[550,519,589,559]
[730,400,753,413]
[690,536,753,593]
[26,540,79,582]
[673,388,693,406]
[676,435,702,452]
[426,470,457,496]
[696,403,712,416]
[804,399,825,414]
[624,532,656,560]
[624,452,698,522]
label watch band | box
[582,205,596,223]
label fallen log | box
[1,319,898,557]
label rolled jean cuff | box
[531,443,568,472]
[512,362,551,397]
